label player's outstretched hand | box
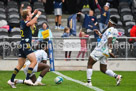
[37,11,42,15]
[34,9,38,14]
[109,52,116,58]
[95,0,98,3]
[21,4,24,8]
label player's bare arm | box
[32,9,38,16]
[94,29,102,38]
[27,11,41,27]
[20,4,24,15]
[95,0,98,4]
[62,0,65,3]
[108,37,113,49]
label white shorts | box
[90,50,107,65]
[23,62,39,77]
[54,8,62,16]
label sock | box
[105,69,117,78]
[36,75,43,82]
[11,68,19,82]
[26,67,33,80]
[59,24,61,27]
[16,80,24,84]
[87,69,93,83]
[55,22,58,26]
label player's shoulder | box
[107,27,118,32]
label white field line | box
[53,71,104,91]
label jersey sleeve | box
[42,50,47,60]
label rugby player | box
[15,50,50,86]
[86,17,122,86]
[8,9,41,88]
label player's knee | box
[43,65,50,71]
[47,65,50,72]
[32,60,37,65]
[100,68,106,73]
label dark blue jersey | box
[83,14,98,30]
[100,8,110,24]
[54,0,62,9]
[20,20,32,43]
[89,16,97,24]
[96,3,110,24]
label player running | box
[8,9,41,88]
[14,50,50,86]
[86,17,122,87]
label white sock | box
[87,69,93,83]
[105,69,117,77]
[16,80,24,84]
[36,76,43,82]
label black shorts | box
[18,42,34,58]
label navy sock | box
[11,68,19,82]
[26,68,33,80]
[55,22,58,26]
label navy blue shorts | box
[18,42,34,58]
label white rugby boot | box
[24,79,34,86]
[34,81,45,86]
[7,80,16,88]
[116,75,122,86]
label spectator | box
[54,0,65,30]
[129,25,136,43]
[61,27,71,61]
[95,0,110,32]
[38,22,53,41]
[78,10,99,38]
[38,0,46,3]
[77,31,89,61]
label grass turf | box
[60,71,136,91]
[0,71,136,91]
[0,71,92,91]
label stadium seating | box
[33,1,45,13]
[0,29,9,37]
[21,1,30,9]
[7,1,20,27]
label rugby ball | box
[54,76,63,84]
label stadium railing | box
[1,37,136,60]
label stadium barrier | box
[1,37,136,60]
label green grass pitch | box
[0,71,136,91]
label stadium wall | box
[0,60,136,71]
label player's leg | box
[86,56,96,85]
[76,51,82,61]
[55,15,58,29]
[58,15,61,27]
[30,74,37,83]
[100,61,122,86]
[68,51,72,58]
[15,74,37,84]
[82,51,86,61]
[24,52,37,85]
[65,51,67,61]
[8,57,26,88]
[34,63,50,85]
[68,51,72,61]
[99,23,103,32]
